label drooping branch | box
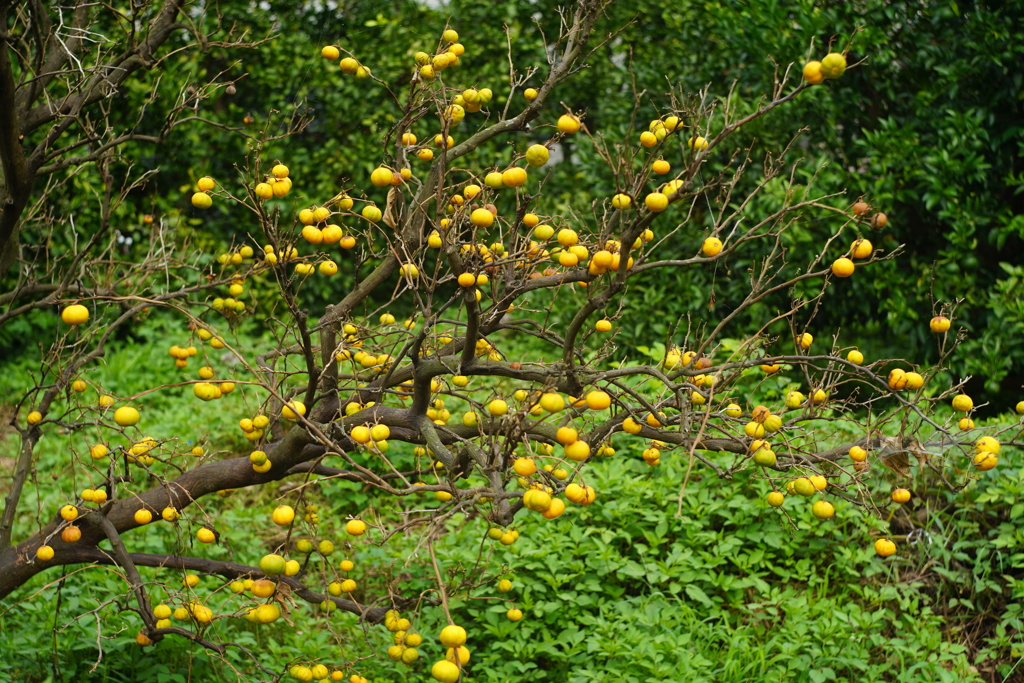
[61,548,419,624]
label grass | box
[1,326,1023,682]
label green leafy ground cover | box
[2,331,1022,682]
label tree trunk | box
[0,165,31,274]
[0,20,32,277]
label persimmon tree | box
[1,2,1019,680]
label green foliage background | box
[8,0,1021,406]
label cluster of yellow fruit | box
[802,51,848,84]
[288,663,359,682]
[192,326,226,349]
[564,482,597,505]
[595,116,710,231]
[211,280,249,314]
[439,85,497,133]
[527,228,647,276]
[425,398,452,425]
[302,504,322,525]
[126,436,159,465]
[414,28,465,81]
[636,115,686,149]
[192,378,234,402]
[448,85,494,118]
[831,202,887,276]
[887,367,926,391]
[297,199,361,254]
[80,487,108,505]
[140,28,1011,668]
[259,552,303,577]
[426,624,473,682]
[253,164,294,200]
[215,245,255,265]
[402,121,578,252]
[149,597,216,626]
[773,474,832,516]
[481,167,530,194]
[343,348,397,374]
[521,483,565,518]
[380,611,424,665]
[748,438,779,469]
[662,348,703,370]
[167,343,198,368]
[321,44,371,81]
[259,243,301,267]
[765,427,1001,557]
[486,526,521,546]
[241,600,283,624]
[973,436,1001,471]
[341,394,378,416]
[916,317,1003,438]
[782,388,829,409]
[140,544,342,638]
[237,413,270,443]
[190,176,216,209]
[348,422,392,453]
[641,440,667,466]
[743,404,786,441]
[615,345,1004,559]
[249,448,272,473]
[191,363,236,404]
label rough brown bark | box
[0,18,33,273]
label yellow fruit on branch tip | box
[431,659,461,683]
[802,61,824,85]
[951,394,973,413]
[439,624,467,647]
[61,304,89,325]
[282,400,306,419]
[820,52,847,80]
[557,114,580,133]
[831,257,855,277]
[113,406,140,427]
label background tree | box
[0,0,263,271]
[2,1,1023,682]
